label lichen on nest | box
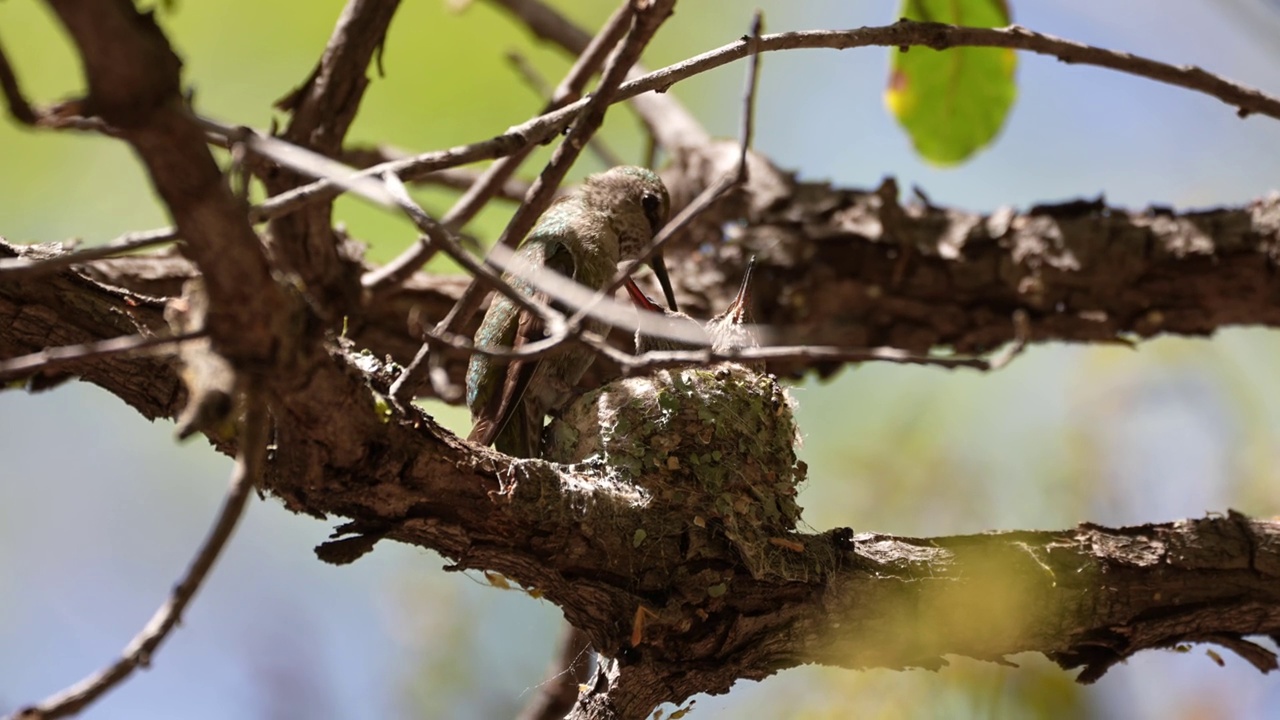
[544,361,808,579]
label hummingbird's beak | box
[728,257,756,324]
[623,277,663,313]
[649,254,679,313]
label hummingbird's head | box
[582,166,679,312]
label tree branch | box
[44,0,288,368]
[8,181,1280,402]
[57,331,1280,720]
[6,231,1280,717]
[0,328,204,381]
[0,228,178,281]
[257,358,1280,717]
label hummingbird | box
[625,258,761,369]
[467,166,677,458]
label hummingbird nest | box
[544,362,808,581]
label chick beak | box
[728,257,756,324]
[649,254,679,312]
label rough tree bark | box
[2,1,1279,719]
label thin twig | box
[339,151,533,201]
[485,0,710,151]
[423,323,583,365]
[325,17,1280,268]
[362,2,636,293]
[448,330,1024,374]
[738,12,764,184]
[199,116,400,208]
[0,228,179,280]
[388,341,434,403]
[506,49,556,100]
[506,50,626,169]
[380,173,563,334]
[31,19,1276,278]
[426,300,1031,377]
[0,329,206,382]
[12,390,269,720]
[615,341,1022,377]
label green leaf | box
[887,0,1017,165]
[633,529,648,548]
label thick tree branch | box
[0,239,181,415]
[258,358,1280,718]
[258,346,1280,684]
[44,0,288,368]
[569,511,1280,719]
[5,231,1280,718]
[28,328,1275,720]
[8,184,1280,400]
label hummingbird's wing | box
[467,239,575,455]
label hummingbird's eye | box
[641,191,664,233]
[642,191,662,217]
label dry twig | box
[11,19,1276,282]
[11,390,269,720]
[0,329,205,382]
[362,2,637,293]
